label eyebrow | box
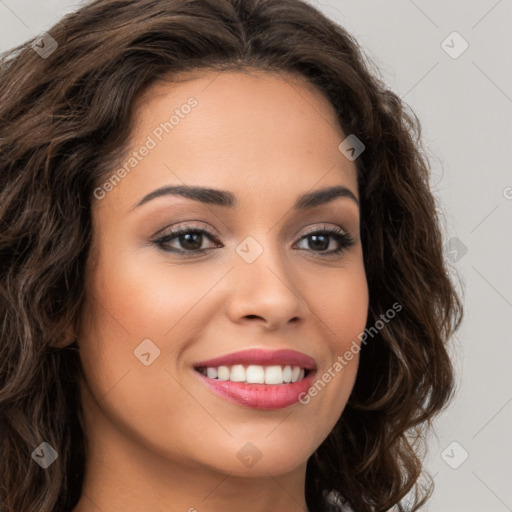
[131,184,359,211]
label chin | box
[188,434,318,477]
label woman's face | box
[77,70,368,480]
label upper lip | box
[194,348,317,370]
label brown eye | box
[294,227,355,256]
[153,223,355,258]
[153,225,221,254]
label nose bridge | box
[235,232,292,285]
[229,230,306,318]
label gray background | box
[1,0,511,510]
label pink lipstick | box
[193,348,317,410]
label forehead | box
[99,69,358,213]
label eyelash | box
[152,223,356,258]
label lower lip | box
[194,370,316,410]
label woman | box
[0,0,464,511]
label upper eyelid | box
[155,222,353,246]
[156,221,351,238]
[152,223,357,259]
[299,223,350,236]
[147,203,358,237]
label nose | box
[225,237,309,330]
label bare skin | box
[70,69,369,512]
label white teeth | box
[230,364,246,382]
[206,367,218,379]
[246,365,265,384]
[198,364,308,384]
[217,366,230,381]
[282,365,292,383]
[265,365,283,384]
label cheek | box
[77,269,208,461]
[76,246,223,423]
[86,240,219,341]
[300,263,368,427]
[312,259,369,347]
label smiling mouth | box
[194,364,311,385]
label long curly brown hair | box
[0,0,464,511]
